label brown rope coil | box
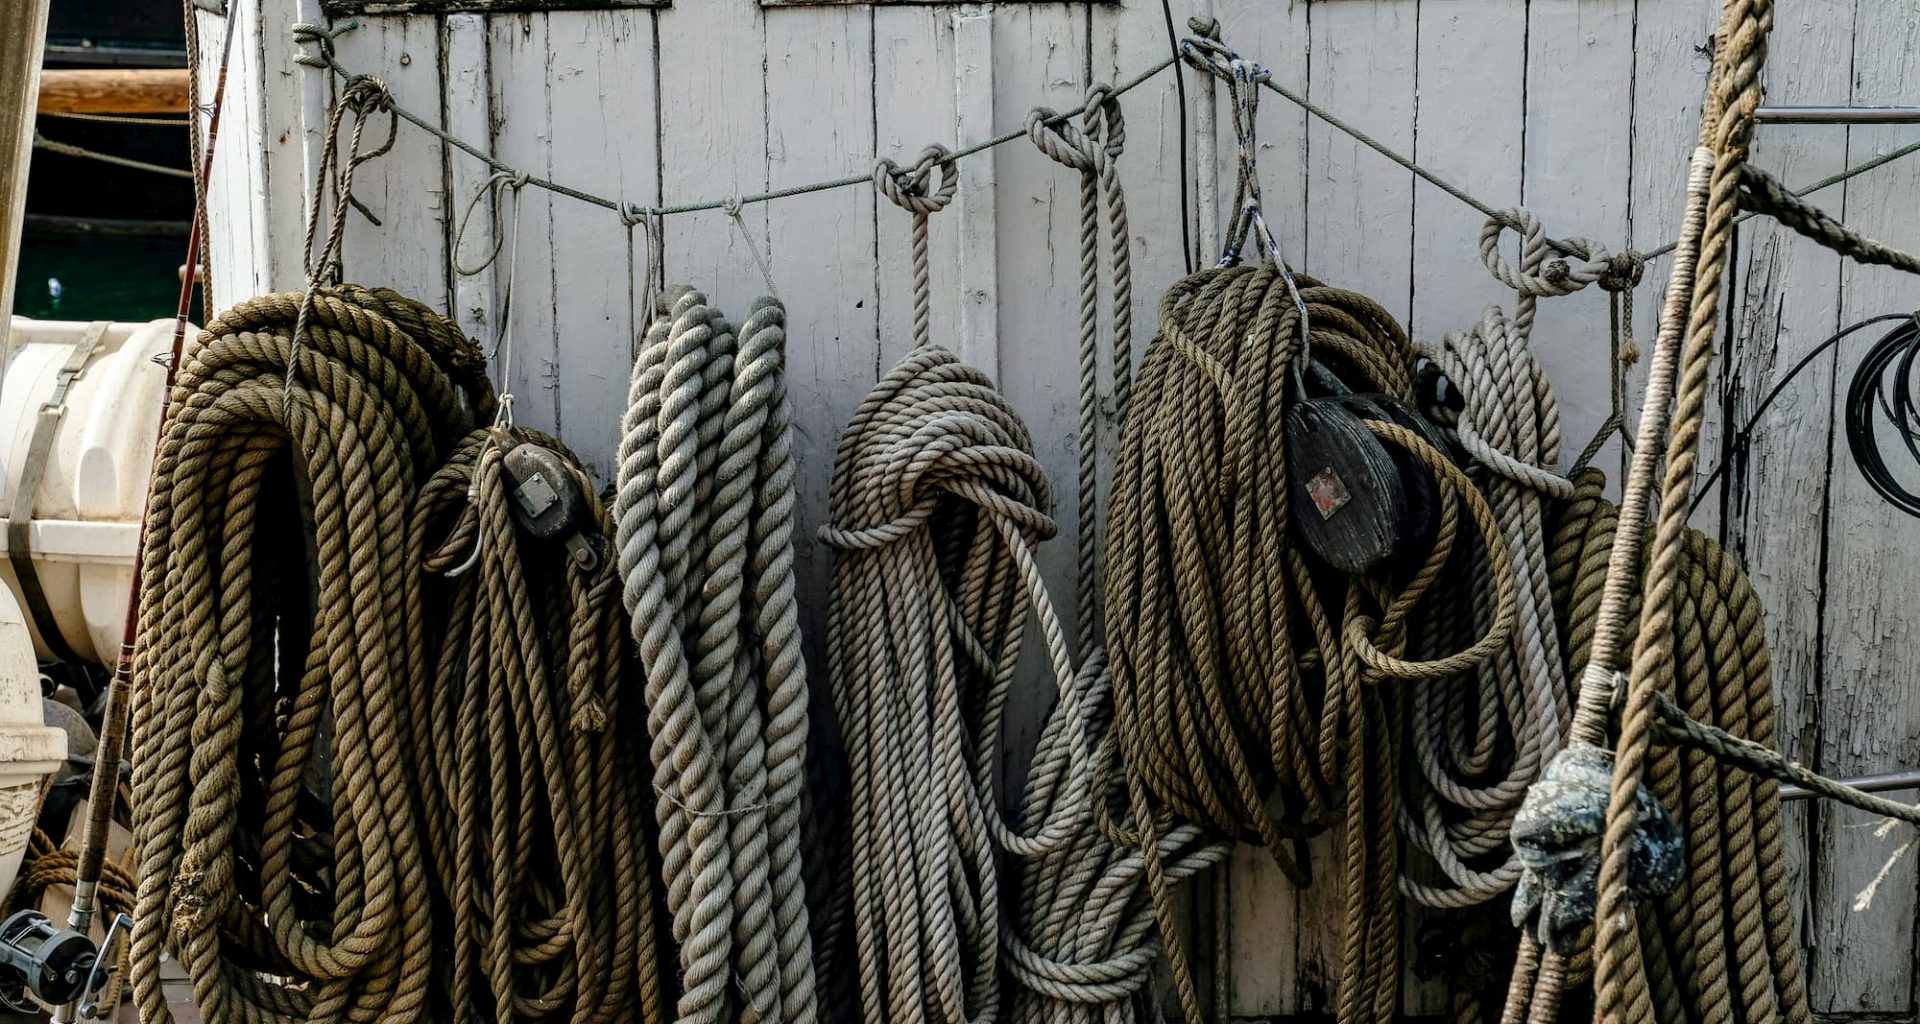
[1102,261,1519,1023]
[126,285,663,1024]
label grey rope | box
[32,132,193,178]
[614,287,821,1024]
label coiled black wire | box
[1695,312,1920,516]
[1844,313,1920,516]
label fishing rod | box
[37,2,245,1019]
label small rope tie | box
[723,196,780,300]
[873,144,957,351]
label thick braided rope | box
[408,426,664,1024]
[1595,1,1773,1019]
[1541,471,1810,1024]
[1102,261,1519,1024]
[126,287,488,1024]
[613,288,820,1024]
[1408,209,1606,911]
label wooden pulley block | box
[1286,364,1455,574]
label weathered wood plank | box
[1720,0,1854,1008]
[1520,0,1634,484]
[1626,0,1714,498]
[953,5,999,378]
[1811,0,1920,1009]
[762,0,875,696]
[485,12,560,436]
[1408,0,1525,369]
[35,69,188,115]
[873,5,959,371]
[542,9,656,480]
[325,0,663,16]
[442,14,497,346]
[656,0,767,313]
[335,15,449,304]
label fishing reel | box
[0,909,131,1019]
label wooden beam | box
[3,0,54,358]
[35,68,189,115]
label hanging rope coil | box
[1102,260,1521,1024]
[1510,469,1813,1024]
[613,289,819,1024]
[1006,86,1231,1024]
[412,426,666,1024]
[126,286,491,1024]
[1406,208,1624,913]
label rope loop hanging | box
[873,144,957,351]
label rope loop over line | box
[873,144,958,351]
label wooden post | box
[1,0,54,369]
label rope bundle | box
[613,289,819,1024]
[127,286,489,1024]
[412,427,665,1024]
[1102,261,1518,1024]
[1503,470,1810,1024]
[1406,209,1625,913]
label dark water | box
[12,232,201,324]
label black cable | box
[1845,313,1920,516]
[1692,311,1920,515]
[1159,0,1195,275]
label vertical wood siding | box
[202,0,1920,1016]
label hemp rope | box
[613,288,820,1024]
[1407,208,1613,913]
[1007,87,1232,1024]
[412,426,666,1024]
[1590,0,1776,1020]
[1513,470,1812,1024]
[1102,258,1521,1024]
[126,285,490,1024]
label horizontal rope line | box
[33,133,193,179]
[307,36,1919,268]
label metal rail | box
[1780,768,1920,802]
[1756,105,1920,125]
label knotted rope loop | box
[290,19,357,68]
[1081,83,1126,158]
[872,143,958,216]
[875,144,958,351]
[1480,209,1613,299]
[451,169,528,277]
[1025,107,1100,172]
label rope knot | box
[1026,107,1098,172]
[1082,84,1125,158]
[1481,210,1610,297]
[873,144,958,217]
[821,347,1055,554]
[1510,744,1683,956]
[1598,251,1646,293]
[341,74,393,114]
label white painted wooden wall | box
[194,0,1920,1017]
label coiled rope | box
[126,286,490,1024]
[412,426,666,1024]
[1407,209,1631,913]
[1103,255,1521,1023]
[1501,470,1811,1024]
[613,288,819,1024]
